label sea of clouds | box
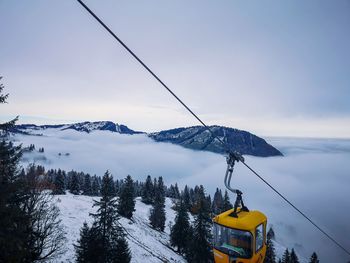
[13,129,350,263]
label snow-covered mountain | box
[12,121,282,157]
[14,121,142,135]
[150,126,282,157]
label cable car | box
[213,208,267,263]
[213,152,267,263]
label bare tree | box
[21,167,66,262]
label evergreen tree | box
[141,175,153,204]
[152,177,157,201]
[0,139,26,261]
[91,175,100,196]
[182,185,191,211]
[53,169,66,195]
[76,170,131,262]
[133,180,142,197]
[267,226,275,240]
[186,185,212,262]
[167,184,176,198]
[0,80,17,132]
[222,190,233,211]
[118,175,136,219]
[309,252,319,263]
[212,188,223,215]
[0,81,65,261]
[70,172,80,195]
[174,183,180,199]
[82,174,92,196]
[75,222,93,262]
[264,227,277,263]
[99,170,115,197]
[0,82,27,261]
[112,233,131,263]
[115,179,121,195]
[170,198,191,254]
[290,248,299,263]
[149,177,166,231]
[282,249,290,263]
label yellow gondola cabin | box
[213,208,267,263]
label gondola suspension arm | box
[224,151,249,217]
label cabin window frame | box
[255,223,265,253]
[213,222,253,259]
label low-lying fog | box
[14,129,350,263]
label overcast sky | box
[1,0,350,138]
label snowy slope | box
[55,193,185,263]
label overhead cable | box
[76,0,350,257]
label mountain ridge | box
[13,121,282,157]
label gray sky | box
[1,0,350,137]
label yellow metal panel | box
[213,208,267,232]
[213,249,229,263]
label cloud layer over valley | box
[13,129,350,263]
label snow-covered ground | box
[54,193,301,263]
[12,128,350,263]
[55,193,185,263]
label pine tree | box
[174,183,180,199]
[290,248,299,263]
[212,188,223,215]
[112,233,131,263]
[90,171,119,239]
[309,252,319,263]
[82,174,92,196]
[98,170,115,197]
[118,175,136,219]
[0,140,26,261]
[0,81,65,261]
[75,222,93,262]
[70,172,80,195]
[187,185,212,262]
[53,169,66,195]
[222,190,233,211]
[282,249,290,263]
[0,82,27,261]
[264,227,277,263]
[170,198,191,254]
[91,175,100,196]
[141,175,153,204]
[76,170,131,262]
[115,179,121,195]
[182,185,191,211]
[149,177,166,231]
[152,177,157,201]
[267,226,275,240]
